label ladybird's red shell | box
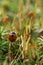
[8,32,17,42]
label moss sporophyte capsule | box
[2,16,9,23]
[28,12,36,18]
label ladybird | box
[2,16,9,23]
[8,32,17,42]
